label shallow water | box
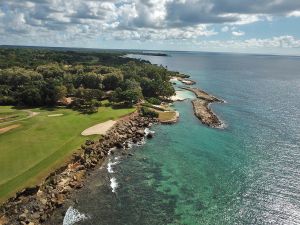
[65,52,300,225]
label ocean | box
[62,52,300,225]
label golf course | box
[0,105,135,202]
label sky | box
[0,0,300,55]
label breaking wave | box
[63,206,88,225]
[110,177,118,193]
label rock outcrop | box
[181,86,224,128]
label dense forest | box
[0,47,178,113]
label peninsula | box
[180,86,224,127]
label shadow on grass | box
[111,103,134,109]
[11,105,64,112]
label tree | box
[75,72,102,89]
[0,67,44,105]
[122,89,142,105]
[36,63,64,80]
[75,87,103,101]
[42,80,67,106]
[54,85,67,101]
[17,86,42,106]
[140,77,156,97]
[111,80,143,106]
[102,72,123,90]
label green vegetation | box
[146,97,161,105]
[140,106,159,118]
[0,105,135,202]
[0,47,183,202]
[0,47,177,112]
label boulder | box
[74,170,86,182]
[31,212,40,220]
[39,198,47,206]
[0,215,9,225]
[137,129,145,136]
[91,157,98,164]
[55,194,65,206]
[146,133,153,139]
[84,147,93,155]
[115,142,123,149]
[85,140,93,146]
[18,213,27,221]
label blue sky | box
[0,0,300,55]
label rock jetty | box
[0,113,158,225]
[181,86,223,127]
[172,76,196,85]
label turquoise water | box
[69,52,300,225]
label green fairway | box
[0,105,135,202]
[0,107,28,124]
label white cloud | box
[288,11,300,17]
[232,31,245,36]
[112,25,217,41]
[221,26,229,32]
[0,0,299,47]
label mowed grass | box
[0,105,135,202]
[0,108,28,124]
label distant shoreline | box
[129,52,169,57]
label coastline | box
[0,112,158,224]
[0,73,225,224]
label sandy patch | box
[0,124,21,134]
[170,77,178,82]
[48,114,64,117]
[81,120,117,136]
[158,111,179,124]
[170,90,194,101]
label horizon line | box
[1,44,300,58]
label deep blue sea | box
[63,52,300,225]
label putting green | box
[0,105,135,202]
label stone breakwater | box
[0,113,158,225]
[177,77,196,85]
[180,86,224,128]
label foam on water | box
[136,137,146,146]
[144,128,155,136]
[110,177,118,193]
[107,158,120,173]
[108,147,117,155]
[63,206,88,225]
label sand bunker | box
[81,120,116,136]
[0,124,21,134]
[48,114,64,117]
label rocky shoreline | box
[180,86,224,127]
[0,76,225,224]
[0,112,158,225]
